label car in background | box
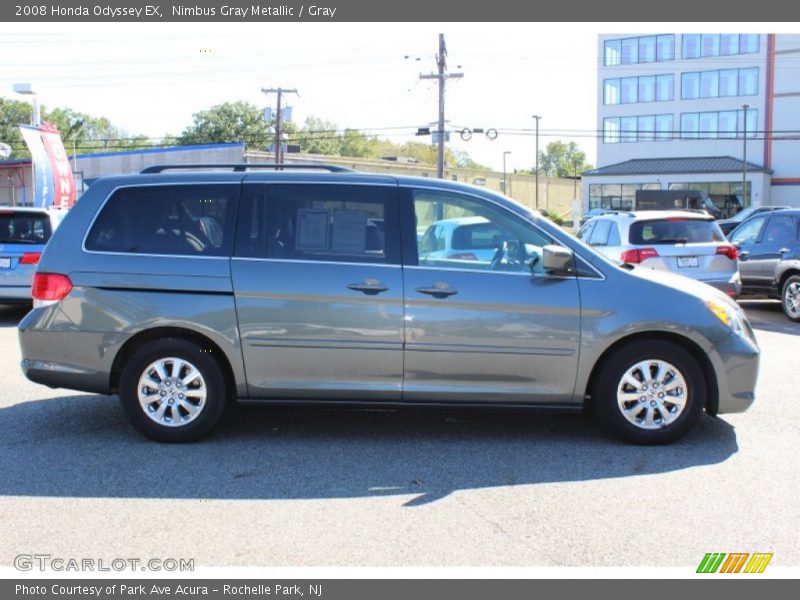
[717,205,789,236]
[0,207,69,303]
[418,216,503,264]
[580,207,613,225]
[577,210,741,298]
[729,208,800,321]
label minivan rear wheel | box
[592,340,705,445]
[119,338,227,442]
[781,275,800,322]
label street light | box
[742,103,750,207]
[532,114,542,209]
[13,83,41,126]
[503,150,512,195]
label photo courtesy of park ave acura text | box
[0,8,798,580]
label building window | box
[681,109,758,139]
[681,67,758,99]
[655,114,673,141]
[701,34,720,57]
[604,79,620,104]
[604,118,620,143]
[682,34,701,59]
[605,39,621,66]
[588,183,662,210]
[682,34,760,59]
[668,181,752,211]
[604,35,675,66]
[603,114,674,143]
[620,77,637,103]
[604,74,673,105]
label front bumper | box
[708,328,760,414]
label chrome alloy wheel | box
[784,281,800,319]
[137,357,207,427]
[616,360,687,430]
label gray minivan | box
[18,165,760,445]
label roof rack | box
[140,163,354,174]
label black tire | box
[781,275,800,322]
[591,340,705,445]
[119,337,227,442]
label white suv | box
[577,211,741,298]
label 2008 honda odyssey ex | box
[18,164,760,444]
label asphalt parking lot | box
[0,300,798,568]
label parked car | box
[580,207,613,225]
[18,164,759,445]
[717,205,789,236]
[0,207,69,303]
[418,216,506,265]
[729,208,800,321]
[576,210,741,298]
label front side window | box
[412,189,552,274]
[730,215,767,245]
[85,185,237,256]
[587,220,614,246]
[235,184,399,264]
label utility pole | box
[261,87,298,164]
[420,34,463,178]
[532,115,542,209]
[742,104,749,206]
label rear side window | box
[85,185,238,256]
[586,219,620,246]
[235,183,400,264]
[0,211,52,244]
[630,218,724,244]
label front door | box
[745,213,798,289]
[231,180,404,399]
[730,214,768,291]
[401,188,581,404]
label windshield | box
[629,218,724,244]
[0,212,52,244]
[732,207,759,222]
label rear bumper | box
[700,272,742,299]
[709,330,760,414]
[0,285,32,301]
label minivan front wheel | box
[592,340,705,444]
[119,338,227,442]
[781,275,800,322]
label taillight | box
[448,252,478,260]
[620,248,659,264]
[19,252,42,265]
[716,245,739,261]
[31,273,72,304]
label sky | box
[0,22,787,171]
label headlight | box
[705,299,746,337]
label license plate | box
[0,258,10,269]
[677,256,699,268]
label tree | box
[294,116,342,156]
[0,97,150,159]
[178,101,276,149]
[534,141,594,178]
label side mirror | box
[542,244,574,275]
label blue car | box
[0,207,69,303]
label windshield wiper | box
[653,238,689,244]
[0,238,37,244]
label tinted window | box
[630,219,725,244]
[588,220,613,246]
[85,185,237,255]
[730,216,767,245]
[0,211,52,244]
[236,184,399,265]
[412,189,552,273]
[577,221,596,241]
[763,215,797,243]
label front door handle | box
[347,279,389,295]
[416,283,458,298]
[779,247,790,254]
[739,250,750,258]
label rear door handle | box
[416,283,458,298]
[739,250,750,258]
[347,279,389,295]
[779,247,790,254]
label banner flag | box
[18,123,77,208]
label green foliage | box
[177,101,278,149]
[0,97,152,159]
[523,141,593,178]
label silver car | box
[18,164,759,445]
[0,206,68,303]
[577,210,741,298]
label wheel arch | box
[110,327,237,404]
[583,331,719,416]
